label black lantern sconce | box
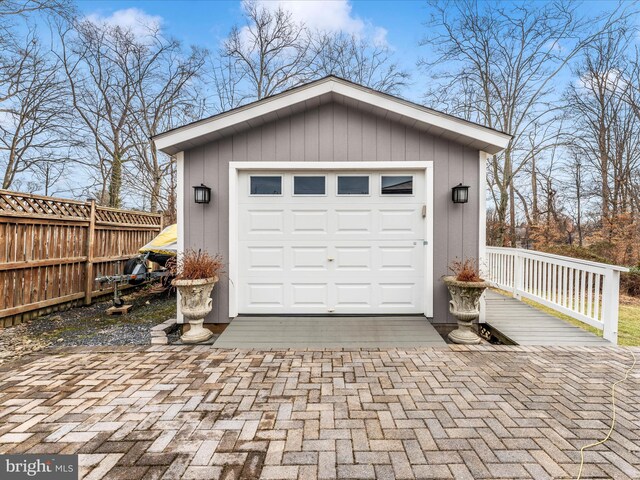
[193,184,211,204]
[451,183,469,204]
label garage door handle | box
[328,258,334,262]
[422,205,426,218]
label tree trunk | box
[509,181,516,247]
[496,186,509,247]
[598,114,610,237]
[108,153,122,208]
[150,174,162,213]
[531,154,539,223]
[2,150,16,189]
[576,163,583,247]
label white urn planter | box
[173,276,218,344]
[442,276,489,345]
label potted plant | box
[442,259,489,345]
[171,249,224,344]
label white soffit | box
[153,77,511,156]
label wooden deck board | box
[485,290,611,346]
[214,316,446,348]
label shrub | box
[172,249,224,281]
[622,268,640,297]
[449,258,483,282]
[536,244,640,298]
[540,244,611,264]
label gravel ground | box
[0,285,176,364]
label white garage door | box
[237,170,426,314]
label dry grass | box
[449,258,483,282]
[173,250,224,281]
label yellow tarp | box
[139,224,177,256]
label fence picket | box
[594,274,601,322]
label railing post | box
[84,200,96,305]
[513,250,523,299]
[602,270,620,344]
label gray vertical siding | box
[184,101,481,323]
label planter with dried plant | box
[171,250,224,344]
[442,259,489,344]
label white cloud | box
[252,0,388,45]
[0,110,15,129]
[578,69,627,93]
[546,40,564,52]
[85,8,163,37]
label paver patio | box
[0,345,638,479]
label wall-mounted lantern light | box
[193,184,211,204]
[451,183,469,204]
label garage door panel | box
[246,283,284,307]
[246,247,284,271]
[379,245,420,271]
[335,210,372,233]
[292,210,329,234]
[291,283,329,307]
[335,247,371,271]
[335,283,372,307]
[379,209,418,234]
[246,210,284,235]
[292,247,328,270]
[378,283,418,307]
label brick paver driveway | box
[0,345,638,479]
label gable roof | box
[153,76,511,156]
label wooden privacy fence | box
[0,190,163,326]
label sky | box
[9,0,623,202]
[76,0,430,100]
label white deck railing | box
[485,247,629,344]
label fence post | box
[513,250,523,299]
[602,270,620,344]
[84,200,96,305]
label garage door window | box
[294,176,326,195]
[337,175,369,195]
[250,176,282,195]
[381,175,413,195]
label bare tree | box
[222,0,316,100]
[617,49,640,222]
[0,0,72,40]
[25,159,69,196]
[420,0,628,246]
[59,20,144,207]
[205,54,248,113]
[0,28,73,189]
[128,39,206,212]
[212,0,410,111]
[566,27,640,236]
[0,0,75,191]
[563,149,586,246]
[0,1,71,18]
[311,32,409,94]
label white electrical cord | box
[576,349,637,480]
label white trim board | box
[478,151,487,324]
[228,161,434,319]
[176,151,185,324]
[155,77,511,156]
